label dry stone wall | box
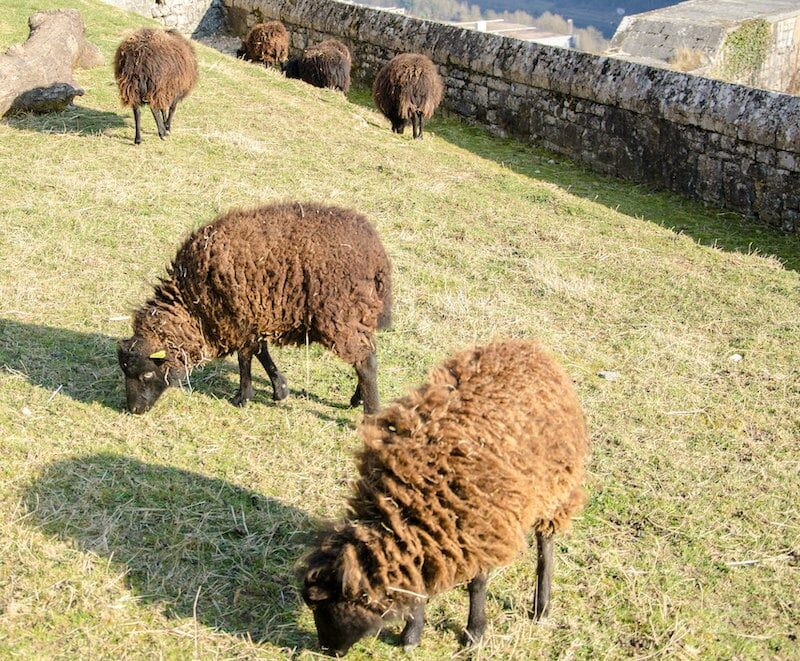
[102,0,226,36]
[224,0,800,232]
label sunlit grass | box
[1,0,799,658]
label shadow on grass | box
[24,452,317,647]
[347,86,800,272]
[0,317,123,410]
[0,318,362,416]
[5,104,125,136]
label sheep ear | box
[149,349,167,360]
[304,584,331,604]
[340,544,365,599]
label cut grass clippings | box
[1,0,799,659]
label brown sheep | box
[300,339,589,655]
[236,21,289,67]
[283,39,351,93]
[372,53,444,139]
[114,28,198,145]
[117,202,392,415]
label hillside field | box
[1,0,799,658]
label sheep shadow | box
[0,317,123,410]
[0,318,253,412]
[5,104,125,136]
[0,318,361,417]
[23,452,317,647]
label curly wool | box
[372,53,444,122]
[307,340,588,615]
[132,201,392,376]
[286,39,351,93]
[238,21,288,65]
[114,28,198,110]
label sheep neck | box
[132,278,211,371]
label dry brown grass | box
[668,47,706,72]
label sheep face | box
[117,337,171,414]
[309,599,382,656]
[283,58,301,79]
[302,549,384,656]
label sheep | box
[283,39,351,93]
[372,53,444,140]
[300,339,589,655]
[236,21,289,67]
[117,201,392,415]
[114,28,198,145]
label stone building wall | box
[222,0,800,233]
[101,0,226,36]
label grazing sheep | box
[284,39,351,93]
[300,340,589,655]
[114,28,198,145]
[236,21,289,67]
[372,53,444,139]
[117,202,392,415]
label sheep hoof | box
[272,382,289,401]
[462,626,485,646]
[230,390,253,407]
[134,137,141,145]
[349,393,363,408]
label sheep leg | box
[464,571,488,644]
[412,113,421,139]
[399,602,425,651]
[150,105,167,140]
[231,346,256,406]
[533,531,554,620]
[132,104,142,145]
[164,98,178,133]
[352,351,379,413]
[417,112,424,140]
[255,344,289,401]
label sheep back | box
[114,28,198,110]
[133,201,391,367]
[238,21,289,65]
[292,39,351,93]
[350,339,588,597]
[372,53,444,121]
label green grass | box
[1,0,799,658]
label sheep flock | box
[64,13,593,658]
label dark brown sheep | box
[300,340,589,655]
[114,28,198,145]
[283,39,351,93]
[236,21,289,67]
[117,202,392,415]
[372,53,444,139]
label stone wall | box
[225,0,800,232]
[101,0,226,36]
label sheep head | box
[300,540,385,656]
[117,336,173,414]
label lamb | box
[372,53,444,139]
[117,201,392,415]
[283,39,351,93]
[236,21,289,67]
[300,339,589,656]
[114,28,198,145]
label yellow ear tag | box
[149,350,167,360]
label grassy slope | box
[1,1,799,658]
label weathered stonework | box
[101,0,226,36]
[222,0,800,233]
